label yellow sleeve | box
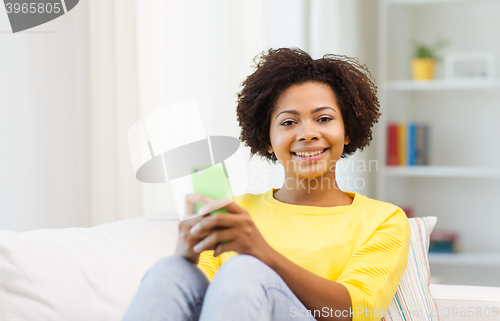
[196,194,242,281]
[197,250,221,281]
[336,209,411,321]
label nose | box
[296,120,320,142]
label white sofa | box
[0,214,499,321]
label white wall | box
[0,3,91,231]
[135,0,274,216]
[0,1,380,231]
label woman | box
[122,48,410,321]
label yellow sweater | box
[197,188,410,321]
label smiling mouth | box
[291,148,329,158]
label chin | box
[295,171,329,180]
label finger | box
[216,200,248,215]
[189,212,240,237]
[182,212,211,226]
[196,198,232,215]
[213,241,231,257]
[193,228,237,253]
[185,193,214,215]
[185,194,194,215]
[198,199,247,216]
[185,193,215,204]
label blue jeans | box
[121,254,317,321]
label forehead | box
[272,82,338,115]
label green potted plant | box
[412,38,449,81]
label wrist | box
[258,246,281,270]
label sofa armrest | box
[430,284,500,321]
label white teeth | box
[295,149,325,157]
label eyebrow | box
[275,106,337,119]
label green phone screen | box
[191,163,232,215]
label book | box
[397,123,407,165]
[422,125,429,165]
[387,123,398,166]
[416,124,430,165]
[407,122,417,166]
[387,122,430,166]
[429,229,458,253]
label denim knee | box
[142,255,210,290]
[197,254,281,321]
[209,254,280,291]
[123,255,210,321]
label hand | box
[188,199,276,264]
[174,193,214,265]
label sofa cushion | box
[0,215,179,321]
[383,216,439,321]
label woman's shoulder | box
[231,191,263,207]
[356,193,409,224]
[354,195,411,245]
[358,193,403,212]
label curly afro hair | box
[236,47,381,164]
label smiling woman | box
[122,48,410,321]
[267,82,352,207]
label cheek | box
[272,132,292,153]
[327,127,347,142]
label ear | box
[267,145,273,154]
[344,134,350,145]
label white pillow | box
[383,216,440,321]
[0,215,179,321]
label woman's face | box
[268,81,349,179]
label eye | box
[280,120,295,126]
[318,116,333,123]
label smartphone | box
[191,163,232,215]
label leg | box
[122,255,210,321]
[198,254,317,321]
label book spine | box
[387,123,398,166]
[416,124,424,165]
[397,123,407,166]
[407,122,417,166]
[422,125,429,165]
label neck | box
[273,170,353,207]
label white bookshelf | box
[428,252,500,267]
[377,0,500,286]
[388,0,480,5]
[384,79,500,91]
[384,166,500,178]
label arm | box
[335,210,411,321]
[262,210,410,321]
